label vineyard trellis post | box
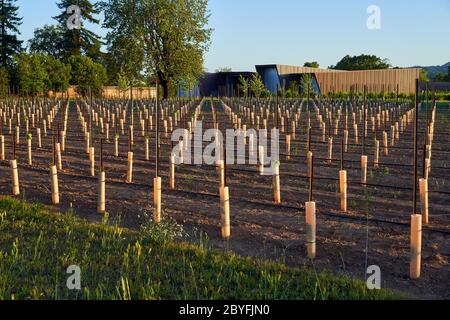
[306,154,316,259]
[154,78,161,223]
[50,136,59,205]
[410,78,422,280]
[98,138,106,214]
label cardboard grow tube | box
[273,162,281,204]
[361,155,368,185]
[97,171,106,214]
[170,155,175,191]
[50,165,59,205]
[126,151,133,183]
[419,179,429,225]
[305,201,316,259]
[56,142,62,171]
[340,170,347,212]
[153,177,162,223]
[410,214,422,280]
[11,159,20,195]
[89,147,95,176]
[27,138,32,165]
[220,186,231,239]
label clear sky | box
[15,0,450,72]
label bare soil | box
[0,100,448,299]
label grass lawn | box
[0,197,402,300]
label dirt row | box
[0,99,448,299]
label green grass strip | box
[0,197,403,300]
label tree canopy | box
[28,25,66,60]
[102,0,212,98]
[11,52,105,96]
[238,75,249,98]
[215,67,232,73]
[304,61,319,68]
[104,34,145,86]
[0,0,23,68]
[42,55,72,92]
[14,52,48,95]
[433,67,450,82]
[286,80,299,98]
[420,69,430,83]
[13,53,74,95]
[330,54,391,70]
[68,55,107,96]
[0,66,9,96]
[53,0,103,61]
[300,74,313,97]
[249,73,266,99]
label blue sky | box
[16,0,450,71]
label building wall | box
[271,65,420,94]
[199,72,254,97]
[256,66,280,93]
[197,65,422,98]
[315,68,421,94]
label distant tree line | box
[434,67,450,82]
[329,54,391,70]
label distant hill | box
[414,62,450,80]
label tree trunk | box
[157,72,169,99]
[161,81,169,99]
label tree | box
[54,0,103,61]
[215,67,232,73]
[438,67,450,82]
[117,69,129,98]
[102,0,212,98]
[249,73,265,99]
[0,66,8,96]
[28,25,66,60]
[238,75,249,98]
[435,67,450,82]
[420,69,430,82]
[181,74,199,97]
[42,55,71,92]
[68,55,107,96]
[434,72,445,82]
[300,74,313,97]
[13,53,72,95]
[104,34,144,86]
[0,0,23,68]
[330,54,391,70]
[287,80,299,98]
[14,53,48,95]
[304,61,319,68]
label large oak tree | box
[28,25,66,60]
[102,0,212,98]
